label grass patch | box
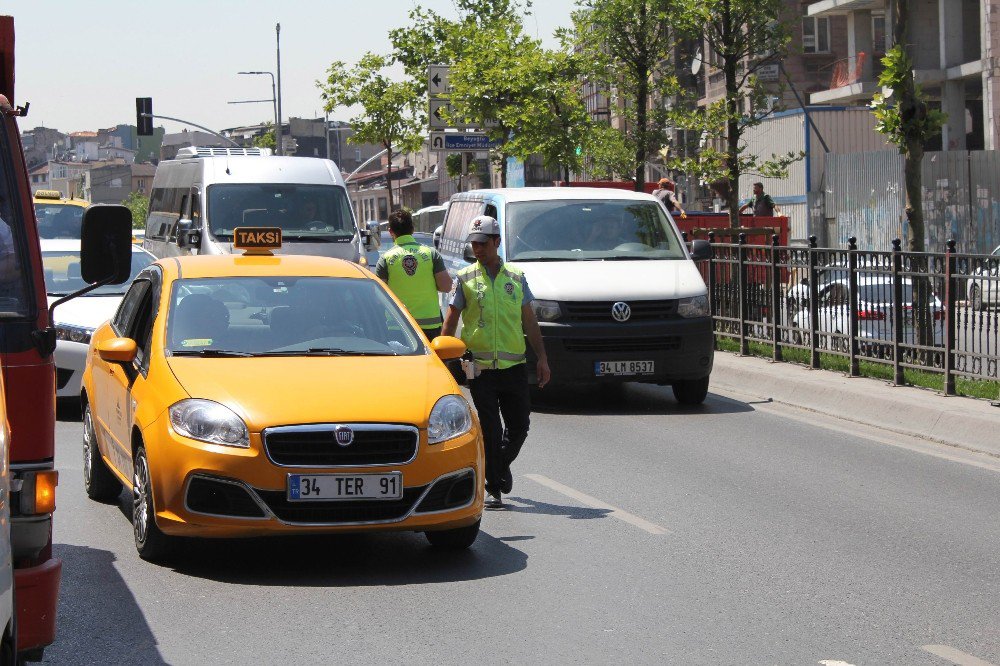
[715,336,1000,401]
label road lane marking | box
[715,386,1000,475]
[819,661,857,666]
[921,644,998,666]
[523,473,670,535]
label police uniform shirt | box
[373,244,447,281]
[449,262,535,310]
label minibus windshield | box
[207,184,356,242]
[505,199,686,261]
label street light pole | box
[275,23,283,156]
[235,71,278,148]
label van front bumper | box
[527,317,715,385]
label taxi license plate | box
[595,360,655,376]
[287,473,403,501]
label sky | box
[8,0,578,135]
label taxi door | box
[99,275,157,480]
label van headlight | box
[677,295,709,318]
[427,395,472,444]
[169,399,249,448]
[531,300,562,322]
[55,323,94,344]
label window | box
[112,279,151,336]
[872,13,886,54]
[206,184,355,242]
[802,16,830,54]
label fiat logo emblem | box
[333,425,354,447]
[611,301,631,322]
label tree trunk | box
[385,141,394,212]
[724,59,741,228]
[633,1,648,192]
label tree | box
[121,190,148,229]
[318,53,425,211]
[869,3,945,351]
[567,0,678,191]
[252,122,276,150]
[667,0,798,228]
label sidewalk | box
[710,352,1000,458]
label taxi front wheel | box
[424,519,481,550]
[133,445,176,561]
[83,404,121,502]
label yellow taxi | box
[80,228,484,561]
[32,190,89,240]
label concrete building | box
[807,0,992,150]
[28,164,49,193]
[21,126,68,170]
[69,131,99,161]
[160,129,227,161]
[84,162,132,204]
[47,161,90,199]
[131,163,156,196]
[98,146,136,163]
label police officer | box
[375,209,453,339]
[441,215,550,505]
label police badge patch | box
[504,282,515,296]
[402,255,418,276]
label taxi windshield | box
[207,184,356,243]
[35,203,85,239]
[505,199,686,261]
[165,276,424,356]
[43,249,155,296]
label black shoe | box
[485,483,501,501]
[499,467,513,494]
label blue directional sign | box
[429,131,501,151]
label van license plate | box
[288,473,403,501]
[595,360,655,376]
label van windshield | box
[207,184,356,243]
[505,199,686,261]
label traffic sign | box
[428,65,451,97]
[429,98,499,130]
[429,131,501,151]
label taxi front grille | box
[263,425,419,467]
[255,485,427,524]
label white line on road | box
[523,473,670,535]
[921,644,998,666]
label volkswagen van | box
[82,228,483,560]
[437,188,714,404]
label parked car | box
[42,239,156,398]
[967,244,1000,311]
[790,276,943,350]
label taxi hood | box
[509,258,707,301]
[166,354,458,432]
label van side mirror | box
[364,221,381,252]
[463,243,476,264]
[433,225,443,250]
[689,239,711,261]
[81,204,133,284]
[175,219,201,249]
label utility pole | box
[275,22,283,156]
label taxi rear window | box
[165,276,423,356]
[35,202,85,239]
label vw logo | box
[611,301,631,322]
[333,425,354,447]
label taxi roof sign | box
[234,227,282,255]
[34,190,63,200]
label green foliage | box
[121,190,149,229]
[252,122,276,150]
[870,46,946,152]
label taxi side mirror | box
[431,335,466,360]
[97,337,137,364]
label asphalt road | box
[43,383,1000,665]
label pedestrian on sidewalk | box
[441,215,551,506]
[655,178,687,217]
[375,209,453,339]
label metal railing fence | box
[694,233,1000,393]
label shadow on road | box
[159,529,528,588]
[530,382,754,416]
[45,544,167,665]
[501,496,612,521]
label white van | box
[143,147,378,262]
[437,188,714,404]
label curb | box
[710,352,1000,459]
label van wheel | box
[83,404,121,502]
[133,445,175,562]
[672,377,709,405]
[425,519,480,550]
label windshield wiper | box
[256,347,398,357]
[170,349,254,357]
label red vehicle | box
[0,16,129,660]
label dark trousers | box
[423,326,442,340]
[468,364,531,490]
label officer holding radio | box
[441,215,550,506]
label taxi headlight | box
[677,294,709,318]
[531,300,562,322]
[427,395,472,444]
[169,399,249,448]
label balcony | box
[809,52,882,104]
